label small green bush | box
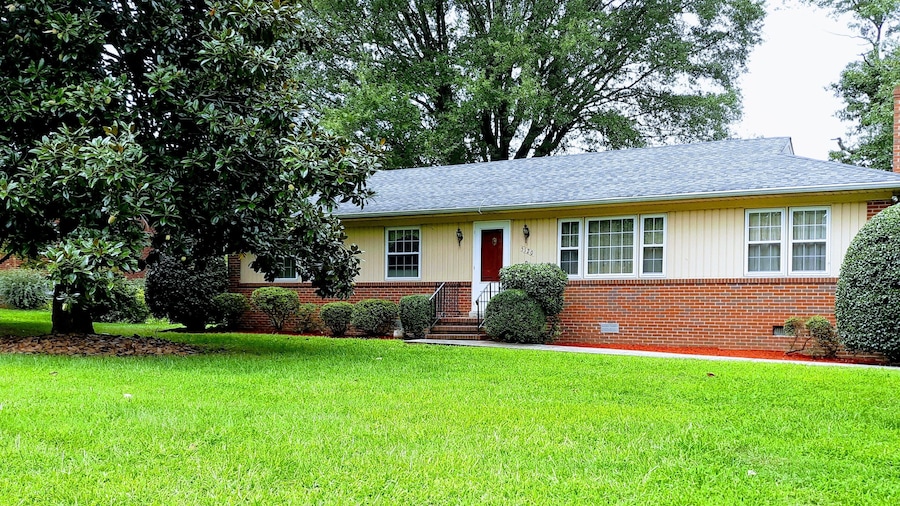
[400,294,434,339]
[296,303,323,334]
[351,299,399,336]
[805,316,840,358]
[783,317,804,338]
[499,263,568,317]
[212,293,249,330]
[250,286,300,331]
[484,289,547,344]
[145,253,227,331]
[90,278,150,324]
[836,203,900,361]
[321,302,353,336]
[0,269,51,309]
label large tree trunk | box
[51,285,95,334]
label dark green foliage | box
[783,317,804,338]
[350,299,399,336]
[320,301,354,336]
[484,289,547,344]
[805,316,840,358]
[212,293,250,330]
[89,278,150,324]
[250,287,300,332]
[399,294,434,339]
[311,0,765,168]
[500,263,568,317]
[145,253,227,332]
[0,269,51,310]
[836,204,900,361]
[296,303,323,334]
[0,1,380,334]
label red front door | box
[481,229,503,282]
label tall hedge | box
[835,204,900,361]
[145,253,227,331]
[499,263,567,317]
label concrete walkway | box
[406,338,893,369]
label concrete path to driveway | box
[406,339,893,369]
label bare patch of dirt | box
[0,334,205,356]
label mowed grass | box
[1,310,898,504]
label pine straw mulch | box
[0,333,205,356]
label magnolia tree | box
[0,1,380,333]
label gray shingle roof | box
[336,137,900,218]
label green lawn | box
[1,310,898,504]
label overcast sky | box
[733,1,868,160]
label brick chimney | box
[894,85,900,172]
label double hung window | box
[745,207,829,274]
[386,228,421,279]
[560,215,666,278]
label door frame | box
[471,220,511,313]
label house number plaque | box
[520,246,534,256]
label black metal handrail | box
[475,282,503,329]
[429,282,448,330]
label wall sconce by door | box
[456,227,463,246]
[523,224,530,243]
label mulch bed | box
[560,343,886,365]
[0,334,205,356]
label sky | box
[734,1,868,160]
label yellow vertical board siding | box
[239,255,267,284]
[668,208,744,278]
[345,227,384,282]
[511,218,557,265]
[419,222,472,281]
[829,202,866,272]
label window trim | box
[745,208,785,276]
[557,219,583,278]
[273,257,300,282]
[639,214,667,277]
[788,206,830,275]
[385,226,422,280]
[584,215,639,278]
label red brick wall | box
[867,199,894,219]
[556,278,836,352]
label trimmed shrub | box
[484,289,547,344]
[90,278,150,324]
[499,263,567,317]
[351,299,399,336]
[805,316,840,358]
[146,253,227,331]
[250,286,300,331]
[296,303,323,334]
[212,293,249,330]
[836,203,900,361]
[321,301,353,336]
[400,294,434,339]
[0,269,51,309]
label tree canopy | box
[0,1,381,332]
[308,0,766,169]
[807,0,900,170]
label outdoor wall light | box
[456,227,463,246]
[523,224,530,243]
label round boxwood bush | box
[400,294,434,339]
[212,293,250,330]
[484,289,547,344]
[350,299,399,336]
[321,301,353,336]
[90,277,150,324]
[836,203,900,362]
[0,268,51,309]
[250,286,300,331]
[146,253,227,331]
[500,263,567,316]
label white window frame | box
[584,216,638,278]
[557,219,583,278]
[273,257,300,282]
[788,207,830,275]
[745,208,786,276]
[639,214,667,277]
[385,227,421,280]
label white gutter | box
[336,181,900,219]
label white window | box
[746,209,783,274]
[640,215,666,275]
[386,227,420,279]
[586,217,635,275]
[275,258,298,280]
[746,207,830,275]
[790,208,828,273]
[558,220,581,277]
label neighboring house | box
[229,137,900,351]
